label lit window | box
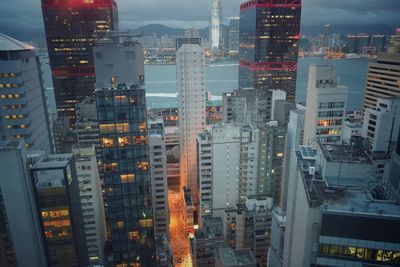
[118,136,131,146]
[116,221,124,229]
[100,137,115,147]
[5,84,11,89]
[20,124,26,129]
[128,231,139,240]
[134,136,146,145]
[12,115,17,119]
[120,174,135,183]
[7,95,12,99]
[139,219,153,228]
[139,122,146,133]
[0,84,3,88]
[276,153,284,157]
[5,115,10,119]
[115,123,129,133]
[1,95,6,99]
[14,94,20,99]
[136,161,149,171]
[99,124,115,134]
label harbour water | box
[145,57,369,111]
[45,57,369,113]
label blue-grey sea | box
[145,57,369,111]
[45,57,369,113]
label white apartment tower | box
[72,145,107,264]
[197,124,259,224]
[210,0,222,49]
[149,134,170,236]
[177,44,206,199]
[303,64,348,145]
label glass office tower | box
[238,0,301,101]
[41,0,118,124]
[96,85,155,266]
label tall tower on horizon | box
[210,0,222,49]
[238,0,302,101]
[41,0,118,125]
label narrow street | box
[168,189,193,266]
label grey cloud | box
[0,0,398,35]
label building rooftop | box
[0,33,34,51]
[148,100,222,110]
[196,217,224,239]
[218,248,256,266]
[297,148,400,217]
[319,143,372,164]
[32,154,73,169]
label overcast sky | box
[0,0,399,33]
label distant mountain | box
[132,24,185,37]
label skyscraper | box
[94,37,156,265]
[72,145,107,264]
[322,24,331,48]
[96,85,155,266]
[0,33,52,153]
[238,0,302,101]
[31,154,89,267]
[363,43,400,111]
[210,0,222,49]
[228,17,240,53]
[177,44,206,200]
[41,0,118,124]
[0,142,48,267]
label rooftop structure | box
[216,247,257,267]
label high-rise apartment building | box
[346,34,371,54]
[72,145,107,264]
[222,196,274,267]
[176,37,202,50]
[0,142,48,267]
[303,64,347,145]
[149,134,170,236]
[31,154,89,267]
[257,121,285,204]
[281,107,305,209]
[96,85,155,266]
[76,96,101,157]
[0,33,52,153]
[282,144,400,266]
[197,125,259,224]
[228,17,240,53]
[362,97,400,153]
[371,34,387,52]
[210,0,222,49]
[238,0,302,101]
[322,24,331,48]
[177,44,206,200]
[363,44,400,111]
[41,0,118,123]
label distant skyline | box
[0,0,399,40]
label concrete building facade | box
[177,44,206,200]
[0,33,52,153]
[303,64,348,145]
